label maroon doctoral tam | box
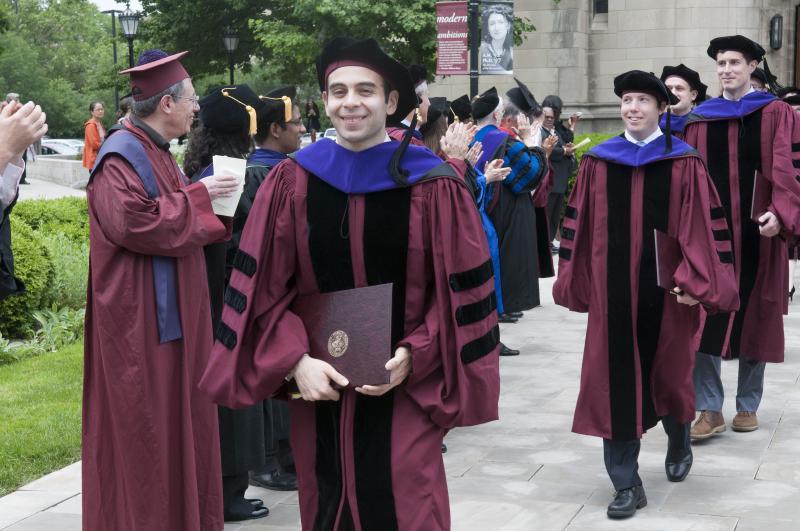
[119,50,190,101]
[291,283,392,387]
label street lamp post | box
[223,29,240,85]
[102,10,122,112]
[119,7,141,68]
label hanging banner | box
[479,1,514,75]
[436,1,469,75]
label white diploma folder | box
[210,155,246,217]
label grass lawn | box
[0,342,83,496]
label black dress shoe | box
[224,498,269,522]
[250,469,299,491]
[665,447,693,482]
[607,485,647,519]
[441,443,447,453]
[499,343,520,356]
[508,311,523,318]
[497,314,519,323]
[246,498,264,508]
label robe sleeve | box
[199,159,308,408]
[673,157,740,313]
[768,104,800,235]
[552,157,594,312]
[400,173,500,429]
[502,140,547,195]
[532,160,555,208]
[88,156,227,257]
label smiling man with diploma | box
[82,49,237,531]
[201,37,500,530]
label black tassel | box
[389,112,417,186]
[664,108,672,153]
[762,58,784,95]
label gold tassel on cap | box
[221,87,258,135]
[259,95,292,123]
[450,107,459,123]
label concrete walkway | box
[16,178,85,202]
[2,273,799,530]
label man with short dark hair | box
[201,37,500,530]
[554,70,739,519]
[659,64,707,138]
[684,35,800,440]
[83,49,238,531]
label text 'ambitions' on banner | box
[480,1,514,75]
[436,1,469,75]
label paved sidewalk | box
[2,273,799,530]
[16,178,85,201]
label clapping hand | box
[0,101,48,164]
[484,159,510,184]
[465,142,483,167]
[440,121,477,160]
[543,134,558,158]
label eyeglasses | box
[286,119,303,126]
[173,95,200,106]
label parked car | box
[40,139,81,156]
[323,128,337,140]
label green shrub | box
[0,221,56,338]
[10,197,89,245]
[40,233,88,310]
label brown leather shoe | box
[732,412,759,432]
[690,410,726,440]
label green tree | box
[139,0,267,77]
[0,0,117,137]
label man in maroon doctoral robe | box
[659,64,708,139]
[684,35,800,439]
[200,37,500,531]
[82,49,238,531]
[553,71,739,519]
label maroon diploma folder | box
[654,229,683,294]
[290,283,393,387]
[750,170,771,225]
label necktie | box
[636,141,646,147]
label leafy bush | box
[0,307,85,365]
[10,197,88,245]
[0,221,55,338]
[41,233,88,310]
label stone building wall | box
[430,0,798,132]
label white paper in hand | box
[210,155,246,217]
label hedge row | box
[0,197,89,338]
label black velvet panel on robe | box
[699,111,762,358]
[306,174,406,531]
[606,161,671,441]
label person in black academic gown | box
[236,86,306,492]
[182,84,270,522]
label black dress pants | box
[603,415,690,491]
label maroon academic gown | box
[553,135,739,440]
[685,98,800,363]
[200,146,500,530]
[82,124,228,531]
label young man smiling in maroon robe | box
[200,37,500,530]
[82,49,238,531]
[684,35,800,439]
[554,71,739,519]
[659,64,707,139]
